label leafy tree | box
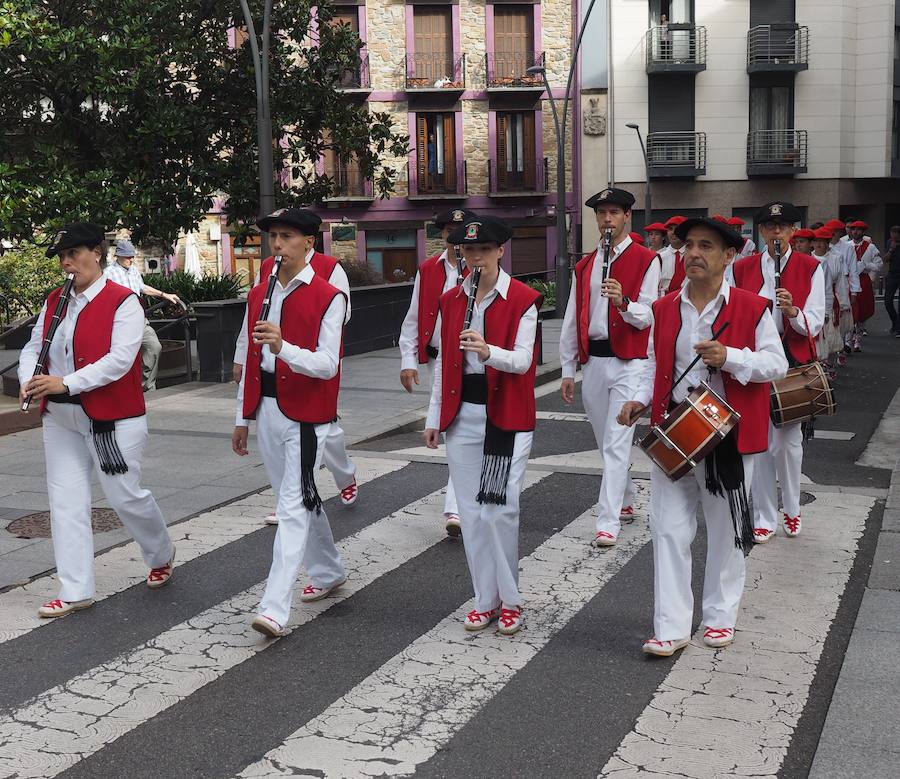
[0,1,408,246]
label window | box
[415,113,457,194]
[493,6,534,80]
[749,78,795,162]
[412,7,452,83]
[496,112,536,191]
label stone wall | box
[366,0,407,92]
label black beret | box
[585,188,636,210]
[434,208,478,230]
[754,201,802,225]
[447,215,513,246]
[46,223,106,258]
[256,207,322,236]
[675,218,744,251]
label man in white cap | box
[104,239,183,391]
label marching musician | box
[559,188,660,547]
[19,223,176,618]
[423,215,541,636]
[644,222,669,254]
[619,217,787,656]
[660,215,688,294]
[811,227,851,375]
[727,216,756,258]
[233,209,359,518]
[399,208,477,537]
[728,202,825,542]
[233,210,348,638]
[846,220,882,349]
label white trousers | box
[42,404,173,602]
[322,421,356,491]
[752,421,803,531]
[581,356,639,535]
[649,456,755,641]
[425,357,458,515]
[256,398,345,626]
[445,402,533,612]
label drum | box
[639,383,740,481]
[770,361,836,427]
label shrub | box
[343,260,385,288]
[526,279,556,309]
[0,244,66,324]
[141,271,244,318]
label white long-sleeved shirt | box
[559,235,660,379]
[726,246,825,338]
[850,239,883,278]
[633,278,788,409]
[233,250,351,366]
[398,249,464,371]
[234,263,346,425]
[832,239,862,293]
[425,268,538,430]
[18,275,145,396]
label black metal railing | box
[325,165,374,198]
[747,24,809,69]
[485,52,545,88]
[405,53,466,90]
[337,52,371,89]
[487,157,549,194]
[746,129,808,173]
[645,25,707,69]
[646,131,707,176]
[408,158,467,197]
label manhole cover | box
[800,491,816,506]
[6,509,122,539]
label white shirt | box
[633,278,787,409]
[727,246,825,338]
[18,275,145,396]
[234,263,346,425]
[832,240,862,293]
[398,249,464,371]
[850,239,883,278]
[425,268,538,430]
[559,235,660,379]
[233,250,351,366]
[103,260,145,295]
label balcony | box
[405,53,466,95]
[645,25,707,73]
[746,130,808,176]
[322,166,374,202]
[335,53,371,96]
[407,159,468,200]
[487,157,549,197]
[747,25,809,73]
[647,132,707,178]
[485,52,545,91]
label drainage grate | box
[6,509,123,539]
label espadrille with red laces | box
[340,481,358,506]
[463,608,498,631]
[782,513,801,537]
[300,577,347,603]
[498,606,523,636]
[37,598,94,618]
[703,627,735,648]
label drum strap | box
[704,431,754,551]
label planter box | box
[344,282,414,357]
[192,299,246,383]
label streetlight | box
[626,123,652,227]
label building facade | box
[582,0,900,250]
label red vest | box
[258,252,339,287]
[651,287,772,455]
[242,275,344,423]
[416,253,468,364]
[438,279,542,432]
[732,250,819,364]
[574,242,657,363]
[41,281,145,420]
[667,249,686,293]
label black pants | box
[886,276,900,332]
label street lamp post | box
[626,123,652,227]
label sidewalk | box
[0,319,562,590]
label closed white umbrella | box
[183,232,203,280]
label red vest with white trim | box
[258,253,339,287]
[650,287,772,455]
[438,279,542,432]
[732,250,819,365]
[416,253,468,364]
[41,281,145,420]
[574,242,657,363]
[242,275,344,423]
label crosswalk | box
[0,450,875,779]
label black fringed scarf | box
[90,419,129,475]
[477,419,516,505]
[704,429,754,551]
[299,422,323,514]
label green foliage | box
[526,279,556,309]
[0,244,65,322]
[142,271,244,317]
[0,1,408,246]
[343,260,385,288]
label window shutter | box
[416,114,428,192]
[496,113,508,190]
[523,113,536,190]
[443,114,456,192]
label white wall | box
[610,0,650,183]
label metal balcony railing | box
[487,157,549,195]
[408,158,468,197]
[336,52,371,90]
[747,25,809,71]
[485,52,545,88]
[645,25,707,72]
[324,166,374,199]
[405,53,466,90]
[746,129,808,175]
[646,132,707,177]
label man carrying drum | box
[728,202,825,543]
[619,217,787,656]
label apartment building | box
[581,0,900,250]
